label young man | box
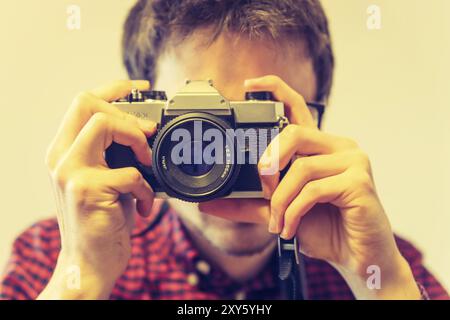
[0,0,448,300]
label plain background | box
[0,0,449,291]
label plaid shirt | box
[0,200,448,300]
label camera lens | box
[152,112,240,202]
[178,141,214,176]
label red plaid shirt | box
[0,200,448,300]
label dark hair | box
[123,0,334,101]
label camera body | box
[105,80,288,202]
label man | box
[0,0,447,300]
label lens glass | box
[178,141,214,176]
[152,113,240,202]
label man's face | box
[155,29,317,256]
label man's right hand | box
[38,80,156,299]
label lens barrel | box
[152,112,240,202]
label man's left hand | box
[200,75,421,299]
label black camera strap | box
[278,236,308,300]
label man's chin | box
[169,198,276,257]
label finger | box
[199,199,270,224]
[244,75,315,127]
[280,173,346,239]
[47,90,155,169]
[90,80,150,102]
[264,125,358,169]
[67,112,152,166]
[103,167,154,217]
[258,125,358,198]
[268,154,351,234]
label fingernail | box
[261,183,271,200]
[258,157,273,177]
[132,80,151,90]
[268,215,276,233]
[144,149,152,166]
[244,78,263,87]
[280,228,289,239]
[138,119,156,133]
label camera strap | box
[278,236,308,300]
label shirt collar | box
[133,200,279,298]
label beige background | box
[0,0,449,291]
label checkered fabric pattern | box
[0,200,448,300]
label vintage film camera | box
[106,80,323,202]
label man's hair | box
[123,0,334,101]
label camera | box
[105,80,289,202]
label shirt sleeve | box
[395,236,449,300]
[0,219,60,300]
